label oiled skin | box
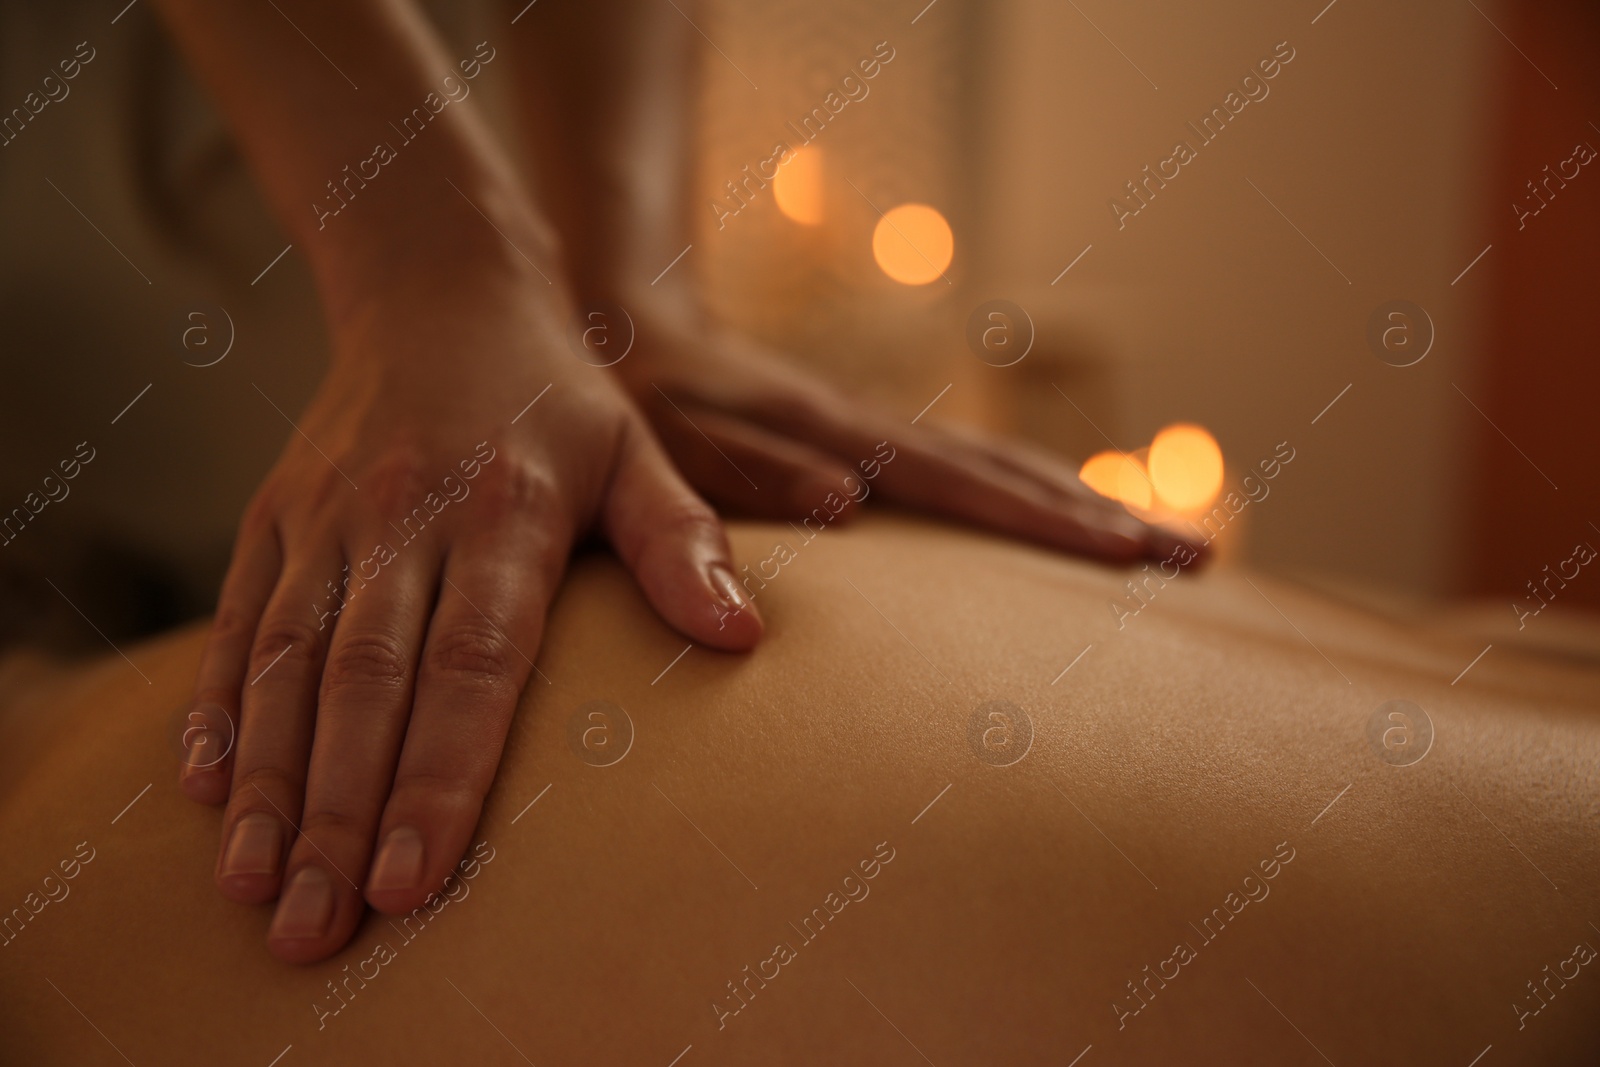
[1,516,1596,1065]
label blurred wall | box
[1470,0,1600,609]
[968,0,1496,596]
[695,0,978,417]
[0,1,503,643]
[0,0,1535,640]
[697,0,1499,597]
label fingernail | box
[179,734,209,781]
[707,562,757,617]
[270,867,335,940]
[220,813,282,879]
[368,826,425,893]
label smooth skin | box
[1,518,1596,1064]
[154,0,1200,963]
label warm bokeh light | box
[1148,423,1224,512]
[774,147,824,226]
[1079,450,1153,511]
[872,203,953,285]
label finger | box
[656,366,1198,564]
[915,422,1209,564]
[365,511,564,917]
[655,378,1138,549]
[885,435,1153,562]
[754,398,1152,562]
[603,418,764,651]
[266,539,439,964]
[928,424,1211,565]
[931,420,1122,507]
[649,402,860,520]
[181,503,281,805]
[213,540,342,906]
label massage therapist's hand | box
[178,264,761,964]
[507,0,1200,569]
[607,295,1202,566]
[150,0,765,963]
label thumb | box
[601,419,764,651]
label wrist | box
[307,176,567,341]
[581,272,704,337]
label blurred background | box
[0,0,1595,652]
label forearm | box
[509,0,701,308]
[155,0,560,328]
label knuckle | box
[230,765,301,811]
[238,491,278,538]
[389,768,486,815]
[249,616,325,670]
[365,447,429,516]
[299,806,367,843]
[262,461,340,517]
[322,630,412,697]
[472,458,559,519]
[305,474,345,515]
[424,622,518,685]
[209,602,257,645]
[650,498,722,547]
[191,684,239,712]
[621,498,721,572]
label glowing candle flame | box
[1148,424,1224,513]
[1079,451,1153,511]
[774,147,825,226]
[872,203,953,285]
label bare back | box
[2,516,1597,1065]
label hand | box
[178,266,761,963]
[606,295,1206,566]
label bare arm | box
[152,0,762,965]
[511,0,699,305]
[156,0,549,323]
[507,0,1203,564]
